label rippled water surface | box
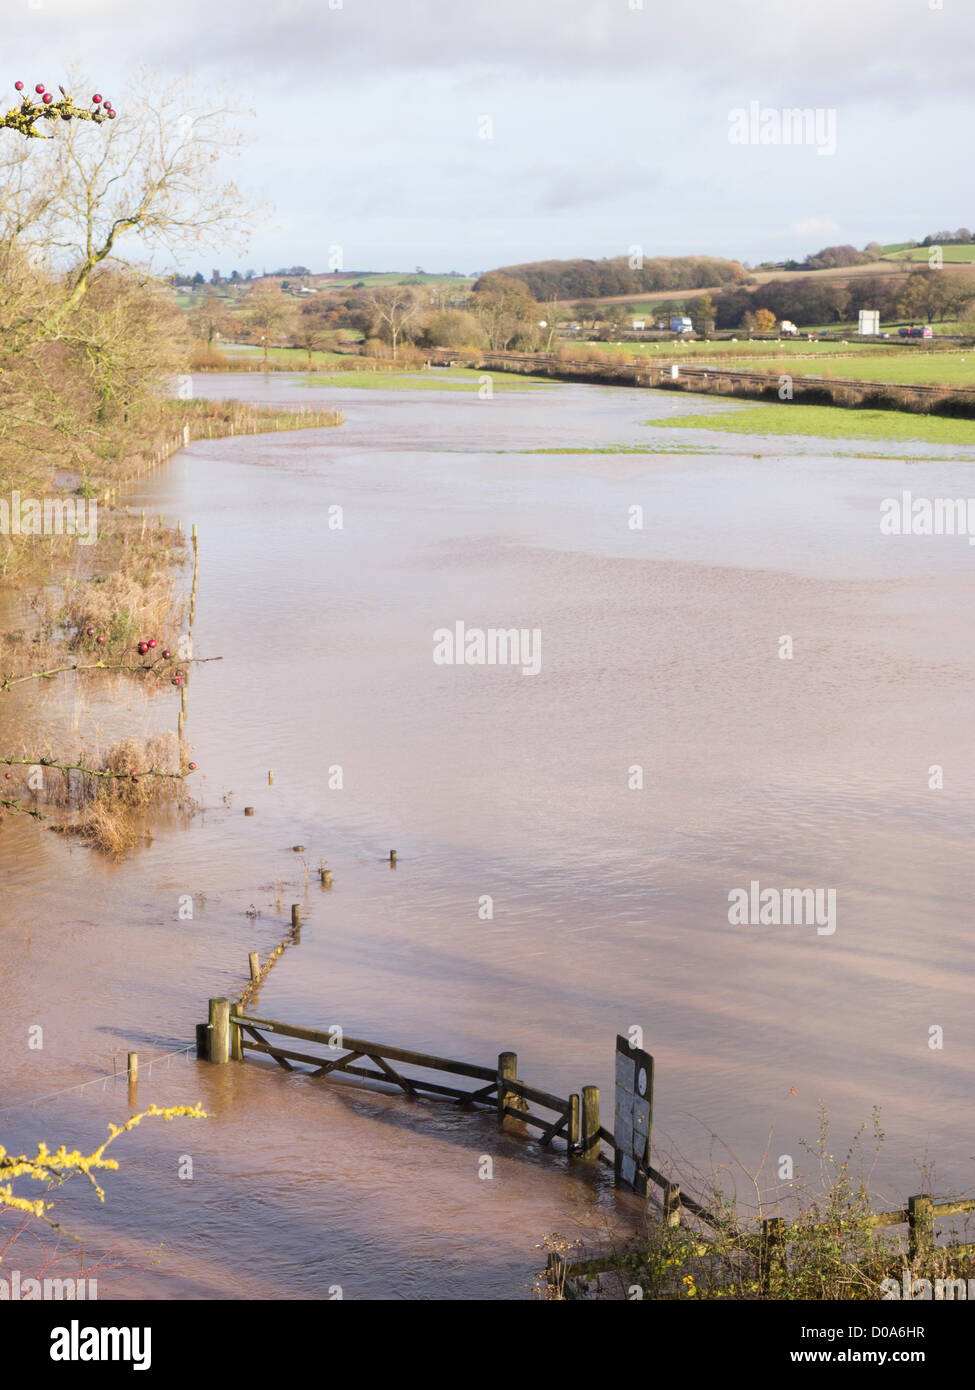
[2,375,973,1298]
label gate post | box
[208,997,230,1064]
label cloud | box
[788,219,842,240]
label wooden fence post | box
[663,1182,681,1226]
[568,1093,580,1155]
[497,1051,517,1129]
[248,952,259,981]
[291,904,301,929]
[208,997,230,1064]
[761,1216,785,1294]
[908,1194,934,1264]
[580,1085,600,1161]
[229,1005,243,1062]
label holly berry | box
[96,634,106,644]
[171,676,182,686]
[42,94,53,105]
[161,648,172,659]
[107,111,116,120]
[188,762,197,771]
[147,638,157,649]
[14,82,24,92]
[35,84,45,94]
[137,642,149,655]
[92,93,102,104]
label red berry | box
[35,84,45,94]
[162,649,172,659]
[92,93,102,104]
[147,638,157,649]
[96,635,106,644]
[107,111,116,120]
[4,772,11,779]
[171,677,181,686]
[85,626,94,636]
[188,762,197,771]
[14,82,24,92]
[137,642,149,655]
[42,94,52,105]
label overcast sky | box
[5,0,972,273]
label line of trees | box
[486,255,747,302]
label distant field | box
[300,271,474,290]
[884,245,975,263]
[586,339,909,359]
[688,351,975,387]
[297,368,552,391]
[642,402,975,447]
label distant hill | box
[486,255,747,301]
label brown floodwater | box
[2,373,974,1299]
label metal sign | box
[614,1034,654,1195]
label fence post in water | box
[908,1194,934,1263]
[497,1052,517,1129]
[568,1093,580,1155]
[127,1052,138,1104]
[291,904,302,930]
[208,997,230,1064]
[248,952,259,981]
[229,1005,243,1062]
[580,1085,600,1162]
[663,1182,681,1227]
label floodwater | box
[2,373,974,1299]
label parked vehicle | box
[779,320,799,336]
[670,316,693,333]
[898,325,933,338]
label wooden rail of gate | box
[201,1002,585,1150]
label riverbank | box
[0,396,343,850]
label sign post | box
[614,1034,654,1195]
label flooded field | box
[2,375,973,1298]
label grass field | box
[591,339,901,359]
[689,351,975,387]
[641,402,975,447]
[297,368,553,391]
[884,245,975,263]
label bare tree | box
[241,281,295,366]
[365,285,424,358]
[17,73,262,324]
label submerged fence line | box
[427,347,975,418]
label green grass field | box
[641,402,975,447]
[689,351,975,387]
[884,245,975,263]
[297,368,553,392]
[593,338,896,359]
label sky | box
[4,0,973,275]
